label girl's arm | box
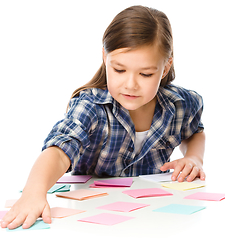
[1,146,71,230]
[160,131,206,182]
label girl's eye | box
[114,68,125,73]
[140,73,153,78]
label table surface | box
[1,174,224,240]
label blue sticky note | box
[6,220,50,231]
[48,184,70,193]
[153,204,206,215]
[56,184,71,192]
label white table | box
[1,175,224,240]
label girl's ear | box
[102,47,107,65]
[162,57,173,79]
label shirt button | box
[128,147,134,152]
[166,141,170,147]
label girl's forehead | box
[107,46,165,67]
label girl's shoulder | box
[68,88,114,111]
[164,84,203,107]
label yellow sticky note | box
[161,182,205,191]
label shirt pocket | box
[153,135,181,150]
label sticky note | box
[97,201,149,212]
[184,192,225,201]
[90,178,133,188]
[56,189,108,200]
[153,204,206,215]
[122,188,173,199]
[6,220,50,231]
[78,213,135,225]
[5,199,18,208]
[139,172,173,182]
[57,175,92,183]
[0,211,8,219]
[47,184,70,193]
[161,182,205,191]
[50,207,85,218]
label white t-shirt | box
[134,130,149,155]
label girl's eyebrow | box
[110,60,158,70]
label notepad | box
[50,207,85,218]
[97,201,149,212]
[6,220,50,231]
[161,182,205,191]
[57,175,92,183]
[139,172,173,182]
[47,184,71,193]
[153,204,206,215]
[78,213,135,225]
[122,188,173,199]
[184,192,225,201]
[56,189,108,200]
[90,178,133,188]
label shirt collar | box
[87,85,184,114]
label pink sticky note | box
[56,189,108,200]
[97,201,149,212]
[122,188,173,199]
[0,211,8,219]
[57,175,92,183]
[50,207,85,218]
[5,199,18,208]
[78,213,135,225]
[93,178,133,187]
[184,192,225,201]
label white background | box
[0,0,224,193]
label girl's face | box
[103,45,172,112]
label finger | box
[172,161,185,181]
[22,213,40,229]
[178,162,193,182]
[199,169,206,181]
[42,204,51,224]
[7,213,26,230]
[160,161,177,172]
[186,166,199,182]
[1,210,17,228]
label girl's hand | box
[1,193,51,230]
[160,157,206,182]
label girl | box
[1,5,205,230]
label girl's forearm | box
[22,146,71,196]
[179,131,205,163]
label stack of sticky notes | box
[122,188,173,199]
[57,175,92,183]
[89,178,133,188]
[56,189,108,200]
[47,184,71,193]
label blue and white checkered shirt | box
[42,84,204,177]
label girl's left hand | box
[160,157,206,182]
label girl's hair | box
[69,5,175,101]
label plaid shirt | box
[42,84,204,177]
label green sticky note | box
[47,184,66,193]
[153,204,206,215]
[6,220,50,231]
[56,184,71,192]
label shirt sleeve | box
[180,89,204,141]
[42,96,98,172]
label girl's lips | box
[122,94,139,100]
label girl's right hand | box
[1,193,51,230]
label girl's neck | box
[129,96,157,132]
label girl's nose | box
[124,74,138,90]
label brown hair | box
[69,5,175,101]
